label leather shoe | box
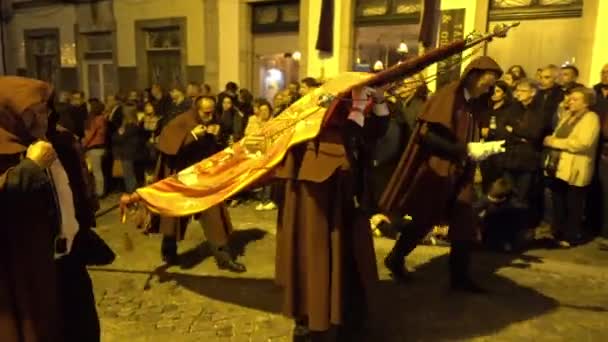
[384,255,413,282]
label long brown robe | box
[153,109,232,244]
[379,56,503,241]
[0,76,99,342]
[273,106,386,331]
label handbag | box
[70,228,116,266]
[541,148,561,178]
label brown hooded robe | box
[153,109,233,244]
[0,76,99,342]
[273,103,387,331]
[379,57,503,241]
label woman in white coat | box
[543,87,600,247]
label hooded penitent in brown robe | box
[380,57,503,288]
[273,97,388,334]
[0,76,99,342]
[153,106,243,270]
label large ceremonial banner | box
[137,73,373,217]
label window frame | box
[489,0,583,21]
[354,0,421,27]
[251,0,300,34]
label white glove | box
[467,140,506,161]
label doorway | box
[84,60,116,99]
[24,28,60,87]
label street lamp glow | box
[292,51,301,61]
[397,42,409,54]
[373,60,384,71]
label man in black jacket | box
[593,64,608,116]
[536,66,564,135]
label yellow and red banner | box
[136,72,373,217]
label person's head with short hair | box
[491,80,512,105]
[87,98,105,117]
[121,105,139,127]
[169,85,185,103]
[238,88,253,105]
[186,82,201,98]
[70,90,85,106]
[225,82,238,94]
[560,65,579,86]
[221,95,235,112]
[200,83,212,96]
[568,87,596,114]
[127,90,139,102]
[143,101,155,116]
[539,66,559,90]
[488,178,513,203]
[514,78,539,106]
[287,82,300,95]
[299,77,320,96]
[195,96,216,123]
[501,72,516,88]
[58,91,71,103]
[151,84,163,100]
[256,99,273,121]
[105,94,120,110]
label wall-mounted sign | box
[436,8,465,88]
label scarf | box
[48,158,80,254]
[543,111,586,177]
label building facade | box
[2,0,606,97]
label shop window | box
[252,1,300,33]
[146,27,181,51]
[355,0,421,26]
[490,0,582,20]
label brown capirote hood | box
[0,76,53,154]
[419,56,503,126]
[460,55,503,83]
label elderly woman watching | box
[543,87,600,247]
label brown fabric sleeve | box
[156,111,198,156]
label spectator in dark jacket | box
[218,95,246,145]
[536,66,564,135]
[60,90,88,138]
[112,105,145,193]
[502,79,545,208]
[479,80,517,192]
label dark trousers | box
[389,218,474,282]
[56,255,100,342]
[480,157,502,193]
[503,170,534,207]
[549,178,588,242]
[598,159,608,238]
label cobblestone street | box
[92,196,608,342]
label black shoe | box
[213,246,247,273]
[384,254,413,282]
[451,278,487,294]
[293,325,311,342]
[162,253,180,266]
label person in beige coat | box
[543,87,600,247]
